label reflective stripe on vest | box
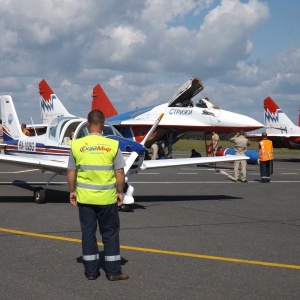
[76,182,116,190]
[71,134,119,205]
[76,165,113,171]
[259,140,274,162]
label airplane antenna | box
[30,117,38,136]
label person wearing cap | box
[230,130,251,182]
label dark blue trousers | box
[78,202,121,277]
[260,160,273,182]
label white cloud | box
[99,26,146,62]
[0,0,299,125]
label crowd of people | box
[144,129,275,184]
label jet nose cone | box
[220,110,264,132]
[243,116,264,130]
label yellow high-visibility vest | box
[71,134,119,205]
[259,139,274,162]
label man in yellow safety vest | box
[67,110,129,281]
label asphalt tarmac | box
[0,153,300,299]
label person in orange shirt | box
[21,123,30,136]
[259,132,274,183]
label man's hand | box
[70,192,77,207]
[115,168,125,207]
[116,192,123,207]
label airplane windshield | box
[195,99,208,108]
[75,122,124,139]
[104,123,123,137]
[48,117,79,142]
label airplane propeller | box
[140,113,164,146]
[120,113,164,211]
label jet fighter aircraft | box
[92,78,264,147]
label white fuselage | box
[122,103,263,132]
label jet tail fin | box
[39,79,74,124]
[92,84,118,118]
[264,97,300,134]
[0,95,23,141]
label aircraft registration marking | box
[169,108,192,116]
[18,140,36,152]
[0,227,299,270]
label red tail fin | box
[39,79,54,101]
[92,84,118,118]
[264,96,280,114]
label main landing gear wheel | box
[34,187,46,204]
[119,204,131,212]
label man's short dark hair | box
[262,132,267,138]
[87,110,105,126]
[239,130,245,136]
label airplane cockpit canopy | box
[168,78,204,107]
[48,117,81,142]
[195,99,208,108]
[48,116,124,145]
[74,122,123,139]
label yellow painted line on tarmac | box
[0,227,81,243]
[1,227,300,270]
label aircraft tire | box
[34,187,46,204]
[119,204,131,212]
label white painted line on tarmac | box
[180,168,217,171]
[281,173,298,175]
[1,180,300,185]
[178,173,199,175]
[139,173,160,175]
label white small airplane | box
[0,91,249,211]
[92,78,264,147]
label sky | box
[0,0,300,128]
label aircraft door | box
[73,121,89,140]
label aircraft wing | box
[0,153,249,173]
[141,155,249,170]
[0,155,68,174]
